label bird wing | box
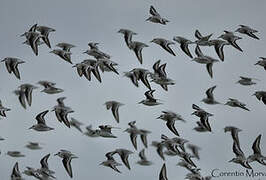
[205,86,216,100]
[252,134,262,154]
[150,6,160,16]
[62,157,73,178]
[232,141,245,157]
[166,119,179,136]
[195,30,203,40]
[35,110,49,125]
[40,154,50,169]
[159,163,168,180]
[130,132,138,150]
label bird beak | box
[254,62,259,65]
[82,51,87,54]
[49,51,53,53]
[28,127,33,130]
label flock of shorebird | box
[1,5,266,180]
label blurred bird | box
[225,98,250,111]
[173,36,194,58]
[29,110,54,131]
[36,25,56,48]
[236,76,258,86]
[55,150,78,178]
[146,6,169,25]
[201,85,221,104]
[247,134,266,166]
[104,101,124,123]
[218,31,243,52]
[1,57,25,79]
[253,91,266,105]
[136,149,152,166]
[255,57,266,70]
[235,25,259,40]
[151,38,176,56]
[118,29,137,48]
[100,151,122,173]
[139,90,162,106]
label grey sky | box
[0,0,266,179]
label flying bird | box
[36,25,56,48]
[146,6,169,25]
[151,38,176,56]
[104,101,124,123]
[114,149,133,170]
[1,57,25,79]
[218,31,243,52]
[100,151,122,173]
[173,36,194,58]
[22,31,44,56]
[55,150,78,178]
[7,151,25,158]
[70,118,83,132]
[128,41,148,64]
[253,91,266,105]
[38,80,64,94]
[50,49,73,64]
[235,25,259,40]
[187,144,201,160]
[225,98,250,111]
[118,29,137,48]
[209,39,229,61]
[255,57,266,70]
[201,85,220,104]
[194,29,213,46]
[192,45,219,78]
[229,142,252,169]
[247,134,266,166]
[18,83,38,106]
[29,110,54,131]
[25,142,42,150]
[236,76,258,86]
[139,90,162,106]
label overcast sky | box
[1,0,266,179]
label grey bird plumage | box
[104,101,124,123]
[1,57,25,79]
[146,6,169,25]
[55,150,78,178]
[151,38,176,56]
